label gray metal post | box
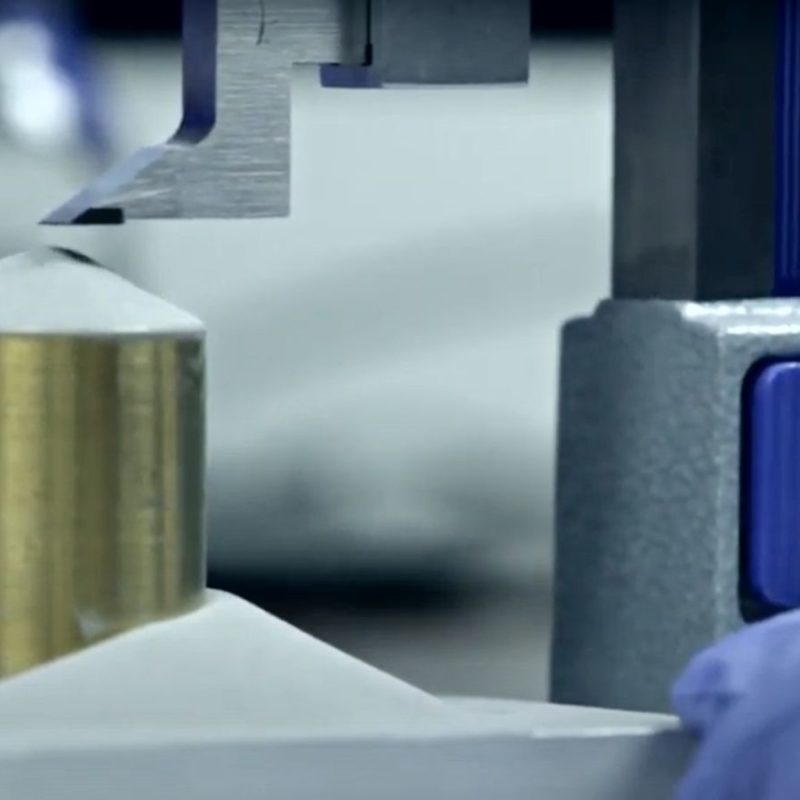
[550,0,798,712]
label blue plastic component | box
[747,360,800,608]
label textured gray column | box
[551,298,800,712]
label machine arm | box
[43,0,530,225]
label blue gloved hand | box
[672,610,800,799]
[0,0,110,158]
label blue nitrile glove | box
[0,0,110,158]
[672,610,800,799]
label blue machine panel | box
[776,0,800,295]
[747,360,800,608]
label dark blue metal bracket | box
[775,0,800,295]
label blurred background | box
[0,1,611,700]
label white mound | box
[0,591,677,750]
[0,248,202,336]
[0,591,466,748]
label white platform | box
[0,590,677,748]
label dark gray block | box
[552,299,800,712]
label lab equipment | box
[6,0,796,796]
[0,248,205,677]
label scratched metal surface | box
[44,0,533,224]
[44,0,366,223]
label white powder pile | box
[0,248,203,336]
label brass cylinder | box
[0,334,205,678]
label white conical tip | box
[0,248,204,337]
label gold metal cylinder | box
[0,334,205,678]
